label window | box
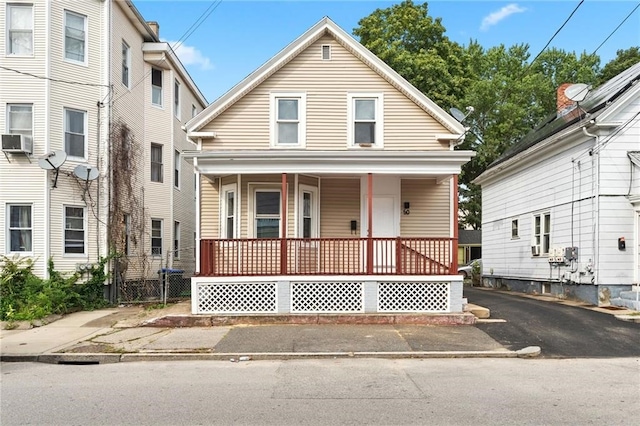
[151,143,163,182]
[7,204,32,252]
[533,213,551,255]
[7,104,33,143]
[299,186,318,238]
[511,219,519,239]
[7,4,32,55]
[348,93,383,147]
[64,206,85,254]
[64,11,86,63]
[321,44,331,60]
[191,104,197,118]
[174,150,180,188]
[270,93,306,147]
[122,41,130,87]
[124,214,131,255]
[151,219,162,255]
[151,68,163,106]
[173,221,180,259]
[64,108,86,158]
[174,79,180,118]
[254,190,280,238]
[221,184,236,239]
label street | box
[1,358,639,425]
[466,287,640,357]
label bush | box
[0,255,111,322]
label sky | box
[132,0,640,103]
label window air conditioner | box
[2,134,33,154]
[531,245,541,256]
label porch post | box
[452,174,459,275]
[281,173,288,274]
[367,173,373,274]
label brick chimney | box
[147,21,159,39]
[557,83,575,114]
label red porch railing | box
[198,237,456,276]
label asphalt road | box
[465,287,640,358]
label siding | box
[200,35,450,151]
[400,179,451,237]
[320,178,361,237]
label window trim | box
[174,149,181,189]
[6,203,33,254]
[174,79,181,119]
[63,205,86,256]
[221,183,237,239]
[6,3,33,56]
[121,40,131,88]
[150,143,163,183]
[298,184,318,239]
[63,107,87,160]
[7,103,34,143]
[151,68,163,107]
[151,218,163,256]
[532,212,551,256]
[191,104,197,118]
[321,44,331,60]
[511,219,519,239]
[63,10,87,65]
[347,93,384,148]
[248,184,282,239]
[173,221,180,260]
[269,92,307,148]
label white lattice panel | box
[197,282,277,314]
[377,282,449,312]
[291,282,364,313]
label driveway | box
[465,287,640,358]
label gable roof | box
[185,17,464,135]
[486,61,640,171]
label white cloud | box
[480,4,527,32]
[167,40,214,71]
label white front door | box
[361,176,400,271]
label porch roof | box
[183,150,475,177]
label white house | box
[475,62,640,309]
[0,0,206,296]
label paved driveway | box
[465,287,640,358]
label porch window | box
[270,92,306,147]
[533,213,551,255]
[348,93,383,147]
[221,184,236,239]
[299,185,318,238]
[255,190,280,238]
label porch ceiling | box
[184,150,475,176]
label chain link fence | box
[112,260,192,304]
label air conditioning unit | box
[531,245,541,256]
[2,134,33,154]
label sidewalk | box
[0,301,540,364]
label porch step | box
[142,313,477,327]
[464,303,490,319]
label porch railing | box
[199,237,455,276]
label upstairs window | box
[64,108,86,158]
[7,4,32,55]
[191,104,197,118]
[511,219,519,239]
[321,44,331,60]
[8,204,32,252]
[122,41,130,87]
[7,104,33,143]
[151,143,163,183]
[348,93,383,147]
[270,93,306,147]
[174,149,180,188]
[174,79,181,119]
[64,11,86,64]
[151,68,163,106]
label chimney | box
[557,83,575,114]
[147,21,159,39]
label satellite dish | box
[565,83,589,102]
[73,163,99,181]
[450,107,466,122]
[38,150,67,188]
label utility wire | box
[592,2,640,56]
[0,65,111,88]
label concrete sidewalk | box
[0,302,540,364]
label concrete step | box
[618,290,640,300]
[610,297,640,311]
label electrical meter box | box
[564,247,578,261]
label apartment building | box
[0,0,206,284]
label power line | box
[592,2,640,56]
[0,65,111,88]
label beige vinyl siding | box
[201,177,220,239]
[400,179,451,237]
[320,178,360,237]
[201,35,450,152]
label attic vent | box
[321,45,331,60]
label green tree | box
[596,47,640,85]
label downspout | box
[583,125,599,286]
[44,0,51,279]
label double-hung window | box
[533,213,551,255]
[7,4,32,55]
[254,190,280,238]
[122,41,130,87]
[511,219,519,239]
[174,79,180,118]
[151,68,163,106]
[174,150,180,188]
[173,221,180,259]
[7,104,33,146]
[348,93,383,147]
[64,108,86,158]
[299,186,318,239]
[270,93,306,147]
[151,143,163,182]
[221,184,236,239]
[8,204,32,252]
[64,206,85,254]
[151,219,162,255]
[64,11,86,64]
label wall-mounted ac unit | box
[531,245,541,256]
[2,134,33,154]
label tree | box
[596,47,640,85]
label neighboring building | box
[0,1,206,290]
[458,230,481,266]
[475,62,640,308]
[184,18,475,316]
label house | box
[183,18,475,316]
[474,62,640,309]
[458,229,482,266]
[0,0,206,297]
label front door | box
[362,176,400,272]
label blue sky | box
[133,0,640,103]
